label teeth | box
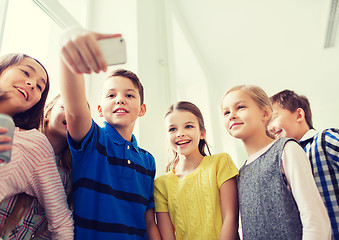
[17,88,27,100]
[177,140,190,145]
[116,109,126,113]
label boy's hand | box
[60,27,122,75]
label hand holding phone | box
[0,114,14,166]
[98,37,127,66]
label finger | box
[62,40,91,74]
[0,127,8,134]
[0,135,12,143]
[0,145,11,152]
[80,34,102,73]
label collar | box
[299,129,318,142]
[103,121,139,153]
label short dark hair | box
[108,69,144,105]
[270,89,313,129]
[0,53,50,130]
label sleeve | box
[216,153,239,189]
[322,128,339,168]
[67,119,95,156]
[282,141,331,240]
[153,177,169,213]
[31,135,74,240]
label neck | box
[242,133,274,156]
[295,124,310,141]
[176,150,204,173]
[45,131,67,155]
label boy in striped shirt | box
[60,28,160,240]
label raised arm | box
[59,27,121,141]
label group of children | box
[0,27,337,240]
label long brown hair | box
[165,101,211,172]
[0,53,50,130]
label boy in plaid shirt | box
[269,89,339,240]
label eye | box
[238,105,245,110]
[224,110,230,116]
[126,94,135,98]
[21,70,30,77]
[36,84,42,91]
[185,124,194,129]
[107,94,115,98]
[168,127,176,132]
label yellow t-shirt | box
[154,153,239,240]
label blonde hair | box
[222,85,274,138]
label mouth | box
[273,129,282,138]
[176,140,191,145]
[113,108,128,114]
[230,122,242,129]
[14,86,29,101]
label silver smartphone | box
[98,37,127,66]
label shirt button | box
[127,160,131,164]
[127,145,130,150]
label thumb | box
[94,32,122,41]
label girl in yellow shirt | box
[154,101,239,240]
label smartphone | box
[0,114,14,166]
[98,37,127,66]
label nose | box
[228,111,236,120]
[176,130,185,138]
[26,80,35,90]
[116,95,125,104]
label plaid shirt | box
[0,156,71,240]
[300,128,339,240]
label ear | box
[138,104,146,117]
[98,105,103,117]
[296,108,305,123]
[262,106,272,122]
[200,129,206,140]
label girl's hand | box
[0,127,12,164]
[60,27,122,75]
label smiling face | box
[98,76,146,132]
[0,57,47,116]
[222,89,269,141]
[269,103,303,140]
[165,110,205,158]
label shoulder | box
[15,129,53,154]
[154,172,172,187]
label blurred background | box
[1,0,338,175]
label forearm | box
[220,215,239,240]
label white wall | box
[85,0,339,174]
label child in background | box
[0,94,72,239]
[60,27,160,239]
[0,53,73,239]
[221,85,331,240]
[154,101,239,240]
[269,89,339,239]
